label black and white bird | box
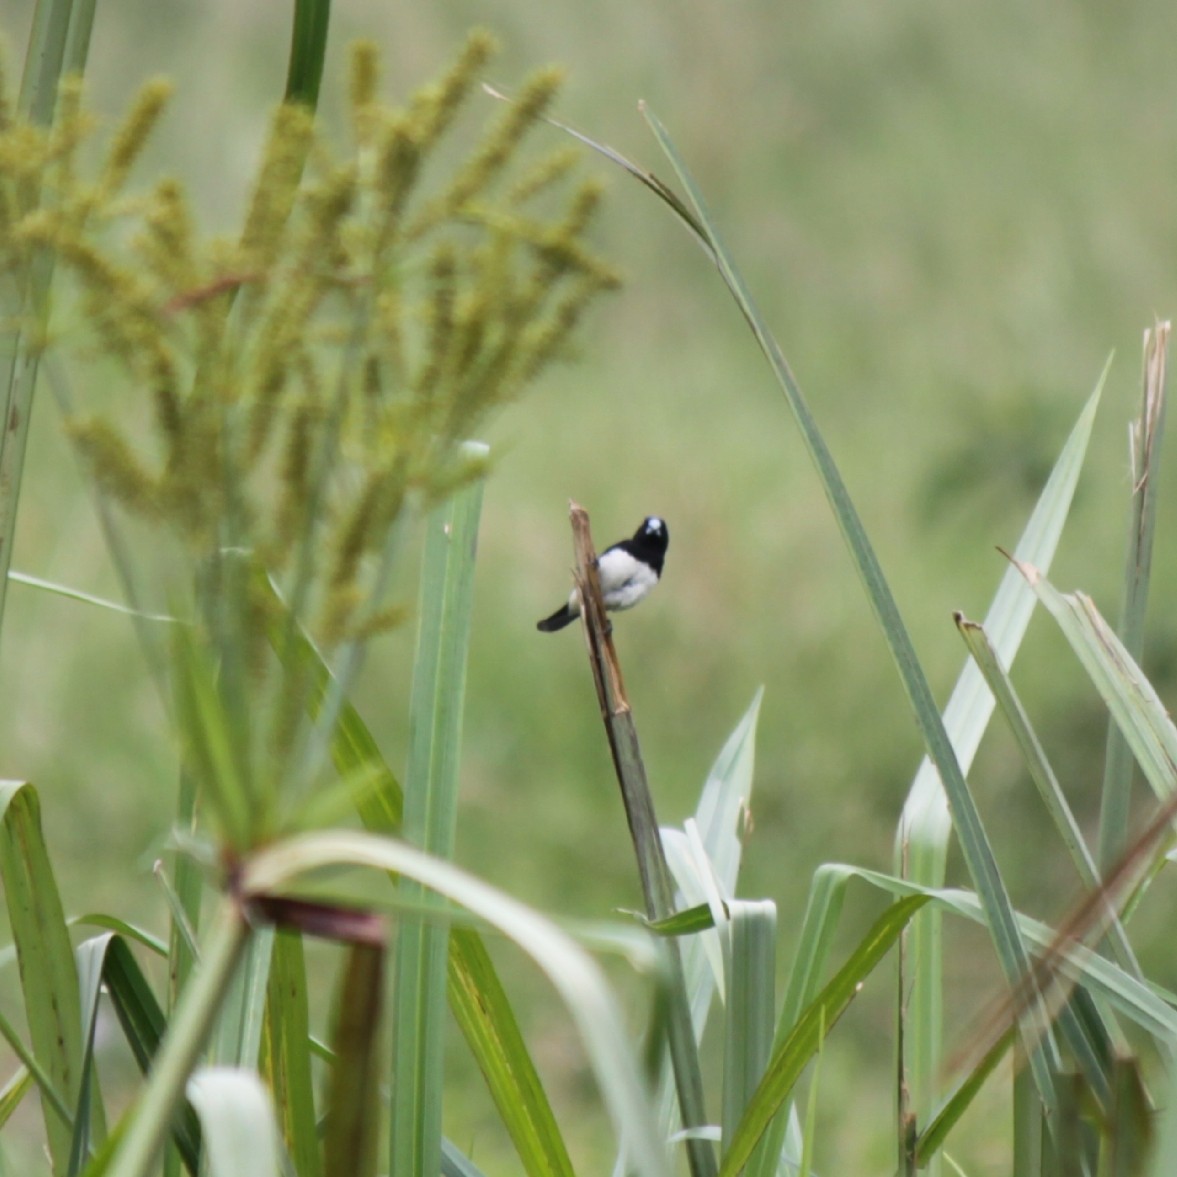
[537,516,669,633]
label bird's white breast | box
[596,548,658,611]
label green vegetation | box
[4,3,1177,1175]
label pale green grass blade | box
[324,944,383,1177]
[0,1003,71,1129]
[265,575,576,1177]
[8,572,178,623]
[392,455,486,1177]
[0,781,83,1176]
[186,1068,280,1177]
[1012,1052,1045,1177]
[208,928,273,1068]
[441,1141,490,1177]
[640,103,1074,1117]
[955,616,1139,979]
[69,938,112,1174]
[1014,564,1177,806]
[717,895,930,1177]
[0,1068,34,1129]
[0,0,96,648]
[1099,322,1170,871]
[244,831,674,1177]
[262,932,319,1177]
[171,624,253,851]
[723,901,777,1168]
[1148,1061,1177,1177]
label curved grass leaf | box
[243,830,673,1177]
[0,780,83,1175]
[638,103,1092,1120]
[187,1068,280,1177]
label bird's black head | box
[633,516,669,556]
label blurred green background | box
[7,1,1177,1170]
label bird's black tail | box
[537,605,577,632]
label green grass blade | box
[101,937,201,1173]
[244,831,674,1177]
[914,1025,1016,1166]
[1099,322,1169,872]
[392,457,486,1177]
[718,895,930,1177]
[106,899,251,1177]
[640,102,1076,1119]
[0,781,83,1176]
[444,931,576,1177]
[186,1068,281,1177]
[262,932,320,1177]
[285,0,332,109]
[323,944,383,1177]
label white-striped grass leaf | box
[641,104,1100,1128]
[243,831,674,1177]
[0,781,83,1175]
[718,895,930,1177]
[323,944,382,1177]
[186,1068,281,1177]
[1099,322,1170,872]
[722,902,777,1157]
[393,457,486,1177]
[69,938,113,1174]
[656,691,764,1148]
[262,932,319,1177]
[208,928,274,1069]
